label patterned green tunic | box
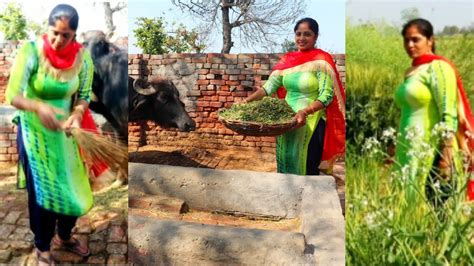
[394,60,461,204]
[263,60,334,175]
[6,40,94,216]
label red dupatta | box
[43,34,109,177]
[413,54,474,201]
[273,48,346,171]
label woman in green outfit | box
[395,18,474,208]
[243,17,346,175]
[6,4,94,265]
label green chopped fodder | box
[219,97,296,124]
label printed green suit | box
[6,40,94,216]
[395,60,462,205]
[263,60,334,175]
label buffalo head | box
[129,77,196,132]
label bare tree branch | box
[173,0,305,53]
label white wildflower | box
[361,198,368,207]
[387,211,394,220]
[462,205,472,216]
[363,136,381,155]
[400,165,410,182]
[364,212,377,228]
[385,228,392,237]
[381,127,397,142]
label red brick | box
[0,154,11,161]
[198,69,209,74]
[219,96,227,102]
[0,134,8,140]
[0,147,7,153]
[196,80,209,85]
[196,102,210,107]
[0,127,13,133]
[210,80,225,85]
[7,147,17,154]
[209,102,223,108]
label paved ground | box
[0,162,128,265]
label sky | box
[128,0,346,54]
[347,0,473,30]
[0,1,128,42]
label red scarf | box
[413,54,474,201]
[42,34,82,69]
[273,48,346,169]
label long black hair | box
[402,18,435,53]
[48,4,79,31]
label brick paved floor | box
[0,162,128,265]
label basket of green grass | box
[217,97,297,136]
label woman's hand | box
[62,110,83,136]
[34,102,63,131]
[294,110,307,128]
[438,145,454,180]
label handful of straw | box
[69,128,127,170]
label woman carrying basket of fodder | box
[242,17,345,175]
[5,4,110,265]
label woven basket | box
[217,110,297,136]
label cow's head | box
[132,78,196,132]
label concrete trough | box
[129,163,345,265]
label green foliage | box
[166,23,206,53]
[27,19,47,38]
[133,17,207,54]
[133,17,168,54]
[281,38,296,53]
[219,97,295,124]
[0,3,27,40]
[346,140,473,265]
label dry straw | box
[70,128,127,170]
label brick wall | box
[0,41,22,104]
[128,53,346,152]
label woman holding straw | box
[5,4,97,265]
[243,17,345,175]
[394,18,474,208]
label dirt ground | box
[129,144,345,214]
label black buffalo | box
[82,31,128,140]
[129,77,196,132]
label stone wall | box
[128,53,346,152]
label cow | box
[81,31,128,141]
[129,76,196,132]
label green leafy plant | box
[219,97,295,124]
[0,3,27,40]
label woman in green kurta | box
[6,4,93,264]
[243,18,345,175]
[395,18,473,209]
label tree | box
[172,0,305,53]
[134,17,168,54]
[166,23,207,53]
[0,3,28,40]
[281,38,296,53]
[400,7,420,22]
[133,17,206,54]
[102,2,127,39]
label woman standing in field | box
[243,17,345,175]
[394,18,474,207]
[6,4,96,265]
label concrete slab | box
[129,217,313,265]
[129,163,345,265]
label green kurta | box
[6,40,94,216]
[394,60,462,205]
[263,60,334,175]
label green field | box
[346,21,474,265]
